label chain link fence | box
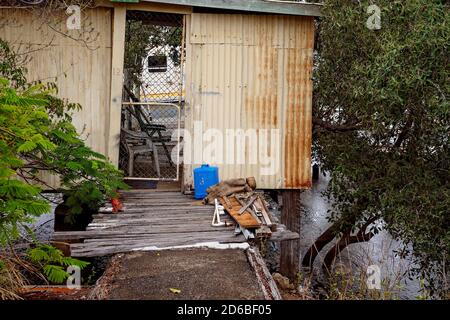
[119,103,180,180]
[119,11,184,180]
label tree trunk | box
[322,226,376,272]
[279,190,301,281]
[301,223,339,268]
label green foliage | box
[0,38,126,286]
[325,265,402,300]
[28,244,89,284]
[313,0,449,296]
[0,79,53,244]
[124,18,182,88]
[0,39,27,88]
[0,57,127,231]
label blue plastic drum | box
[193,164,219,199]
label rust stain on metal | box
[283,17,314,189]
[247,44,279,128]
[187,14,314,189]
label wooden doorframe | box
[107,4,192,167]
[107,5,126,166]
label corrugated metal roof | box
[140,0,322,17]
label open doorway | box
[119,10,185,189]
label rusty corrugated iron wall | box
[184,13,314,189]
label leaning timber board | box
[219,197,261,229]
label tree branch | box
[313,118,361,132]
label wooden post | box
[107,6,126,167]
[279,189,301,281]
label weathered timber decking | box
[54,190,246,257]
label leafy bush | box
[0,77,126,242]
[28,244,89,284]
[0,38,127,292]
[311,0,449,297]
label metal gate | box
[119,102,180,180]
[119,10,184,181]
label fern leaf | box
[17,140,37,153]
[43,265,69,284]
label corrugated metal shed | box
[183,13,314,189]
[2,1,317,190]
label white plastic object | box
[211,198,226,227]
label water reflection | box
[300,174,421,299]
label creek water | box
[28,194,61,243]
[299,174,422,299]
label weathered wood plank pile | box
[54,188,299,258]
[54,190,246,257]
[203,177,300,242]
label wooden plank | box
[103,201,204,207]
[255,197,273,228]
[92,212,213,220]
[89,213,217,222]
[119,189,183,194]
[246,247,282,300]
[119,194,189,199]
[54,226,236,241]
[120,194,192,199]
[269,224,299,242]
[70,234,247,257]
[107,5,126,166]
[82,229,238,243]
[76,234,244,248]
[74,229,244,245]
[95,207,213,215]
[279,190,301,281]
[219,196,261,229]
[119,190,184,194]
[89,217,234,225]
[86,219,235,230]
[119,201,204,206]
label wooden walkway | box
[54,190,246,258]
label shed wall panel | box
[0,8,113,188]
[184,13,314,189]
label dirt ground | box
[103,248,265,300]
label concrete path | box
[102,249,265,300]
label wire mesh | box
[119,103,180,180]
[123,10,184,103]
[119,11,184,180]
